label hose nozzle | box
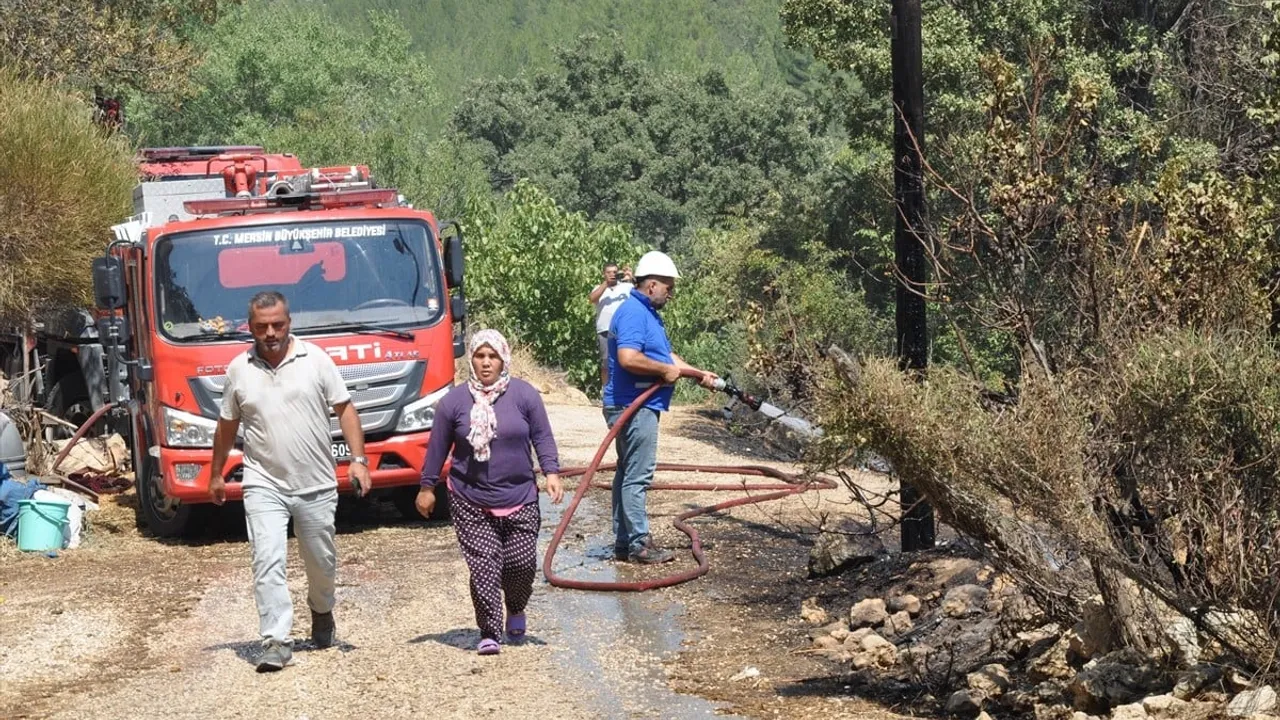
[710,375,761,411]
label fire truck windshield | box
[154,219,445,342]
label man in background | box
[589,261,633,389]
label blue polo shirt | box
[604,289,674,412]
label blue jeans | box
[604,406,661,554]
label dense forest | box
[4,0,1280,682]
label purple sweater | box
[420,378,560,509]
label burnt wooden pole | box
[892,0,936,551]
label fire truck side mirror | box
[450,294,467,322]
[92,257,126,310]
[442,225,464,289]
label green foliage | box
[463,182,635,392]
[665,226,890,404]
[0,0,233,95]
[452,35,830,248]
[0,67,136,325]
[313,0,819,126]
[124,0,490,218]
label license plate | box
[330,442,351,461]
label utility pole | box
[891,0,936,551]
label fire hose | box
[542,368,837,591]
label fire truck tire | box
[393,483,450,522]
[136,452,193,538]
[46,377,100,437]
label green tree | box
[452,35,830,249]
[313,0,821,129]
[0,0,233,95]
[463,181,635,391]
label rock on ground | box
[1173,664,1223,701]
[947,690,983,716]
[943,584,990,618]
[807,529,885,577]
[1141,694,1188,718]
[850,598,889,628]
[1111,702,1149,720]
[888,594,922,616]
[968,664,1011,698]
[1068,651,1164,714]
[800,597,829,626]
[882,610,913,638]
[1229,687,1278,717]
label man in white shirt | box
[589,262,634,389]
[209,291,371,673]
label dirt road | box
[0,403,902,720]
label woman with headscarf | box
[417,329,564,655]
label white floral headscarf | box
[466,329,512,462]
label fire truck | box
[1,146,464,536]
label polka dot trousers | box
[450,491,542,641]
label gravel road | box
[0,402,891,720]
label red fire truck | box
[4,146,464,536]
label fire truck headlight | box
[396,385,451,432]
[163,406,218,448]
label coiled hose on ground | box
[542,369,836,591]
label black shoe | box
[628,544,676,564]
[613,547,629,561]
[311,610,336,649]
[256,641,292,672]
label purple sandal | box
[505,613,527,644]
[477,638,501,655]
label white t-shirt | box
[220,338,351,495]
[595,282,634,334]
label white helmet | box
[633,250,681,279]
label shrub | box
[0,66,135,326]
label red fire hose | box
[542,369,836,591]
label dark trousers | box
[450,490,541,640]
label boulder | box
[800,597,829,627]
[1172,664,1222,701]
[947,690,983,716]
[968,664,1012,699]
[944,584,991,618]
[1162,616,1200,668]
[1014,623,1064,659]
[812,635,842,651]
[1069,597,1114,662]
[851,632,898,669]
[889,594,923,616]
[850,598,890,628]
[808,530,885,577]
[1030,636,1078,682]
[843,627,875,647]
[1111,703,1148,720]
[1140,694,1188,718]
[882,611,914,638]
[1068,651,1164,713]
[1229,687,1278,718]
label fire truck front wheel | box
[137,454,192,538]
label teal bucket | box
[16,498,70,552]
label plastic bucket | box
[16,498,71,552]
